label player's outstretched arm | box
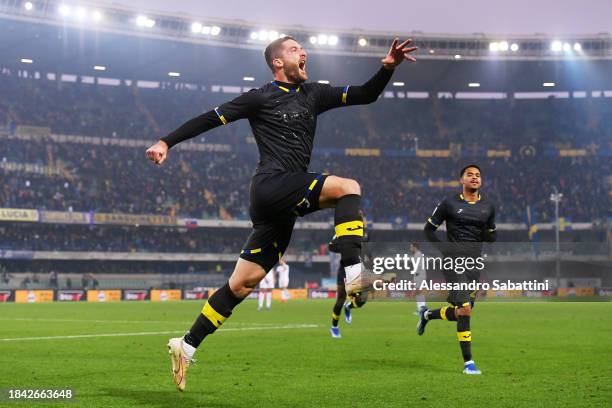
[316,38,417,113]
[347,38,417,104]
[145,90,262,165]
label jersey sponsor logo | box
[346,225,363,232]
[457,208,464,214]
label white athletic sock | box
[265,292,272,309]
[258,291,264,309]
[344,262,362,283]
[464,360,475,366]
[181,338,196,360]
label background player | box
[409,242,428,314]
[258,267,275,311]
[417,164,496,375]
[276,258,290,302]
[146,35,417,391]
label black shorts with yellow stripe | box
[239,171,328,272]
[443,269,479,307]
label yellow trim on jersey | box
[341,85,349,104]
[459,193,481,204]
[457,331,472,342]
[276,85,301,93]
[202,302,227,328]
[334,220,364,237]
[427,217,440,228]
[214,107,228,125]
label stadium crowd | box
[0,73,610,225]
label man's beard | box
[284,66,307,83]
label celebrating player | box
[146,36,417,391]
[417,164,496,375]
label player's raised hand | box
[146,140,169,165]
[381,38,417,69]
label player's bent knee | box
[456,305,472,317]
[341,178,361,196]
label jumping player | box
[146,36,417,391]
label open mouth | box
[298,60,306,73]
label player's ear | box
[273,57,283,70]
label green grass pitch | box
[1,300,610,407]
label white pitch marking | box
[0,324,319,342]
[0,318,284,326]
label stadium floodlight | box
[392,81,405,87]
[573,42,582,51]
[309,36,317,44]
[454,54,462,59]
[191,22,203,33]
[258,30,269,41]
[24,2,33,11]
[136,15,155,28]
[210,26,221,36]
[243,76,255,81]
[328,35,339,46]
[358,38,367,47]
[201,26,212,35]
[58,4,71,17]
[21,58,33,64]
[317,34,328,45]
[551,40,562,51]
[75,7,87,20]
[250,32,258,40]
[429,49,435,54]
[499,41,509,51]
[562,42,571,52]
[543,82,555,87]
[510,43,519,52]
[489,42,499,52]
[468,82,480,87]
[268,31,279,40]
[317,80,330,84]
[92,10,103,22]
[168,72,180,77]
[94,65,106,71]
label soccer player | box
[276,258,290,302]
[409,242,427,314]
[258,268,275,311]
[417,164,496,375]
[330,210,369,338]
[146,36,417,391]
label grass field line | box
[0,317,291,326]
[0,323,320,342]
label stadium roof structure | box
[1,1,612,93]
[0,0,610,61]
